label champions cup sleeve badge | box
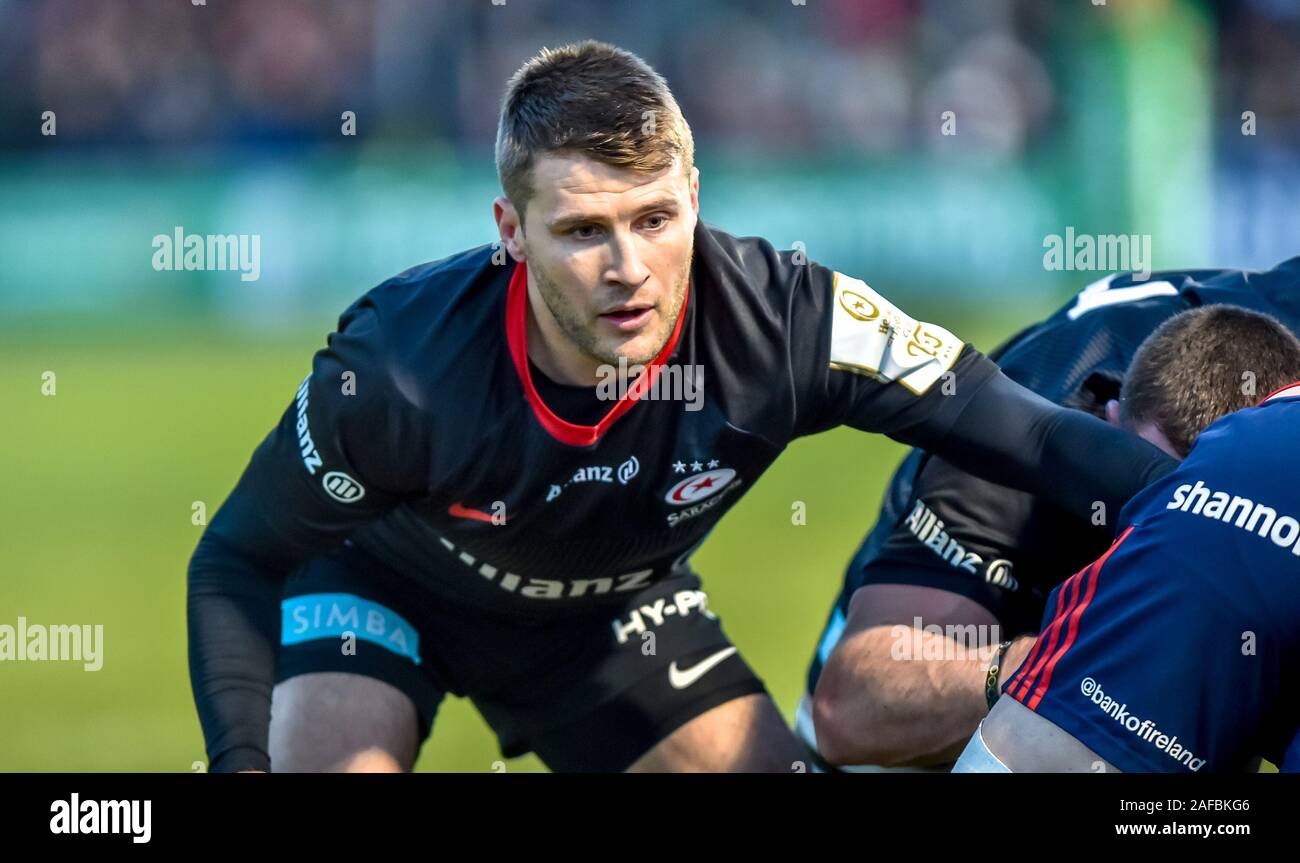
[828,272,962,395]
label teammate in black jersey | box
[804,261,1300,771]
[188,41,1177,773]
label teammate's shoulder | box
[998,267,1255,405]
[1190,255,1300,330]
[1130,383,1300,564]
[1185,383,1300,478]
[1207,382,1300,438]
[1047,270,1209,324]
[1052,258,1300,325]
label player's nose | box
[605,230,652,289]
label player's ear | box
[1105,398,1122,427]
[493,196,527,262]
[688,166,700,215]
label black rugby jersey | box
[806,258,1300,695]
[189,221,1178,771]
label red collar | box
[1260,381,1300,405]
[505,262,690,446]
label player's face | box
[503,153,699,379]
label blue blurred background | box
[1,0,1297,771]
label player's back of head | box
[1120,304,1300,457]
[495,40,694,219]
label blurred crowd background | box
[2,1,1298,772]
[4,0,1299,161]
[1,0,1298,319]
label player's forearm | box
[935,363,1177,527]
[183,398,402,772]
[813,625,1000,767]
[187,529,285,773]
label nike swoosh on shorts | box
[668,647,738,689]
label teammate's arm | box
[813,583,1034,766]
[797,268,1177,526]
[812,447,1066,766]
[188,300,430,773]
[927,365,1174,528]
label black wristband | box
[985,640,1014,710]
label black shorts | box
[275,540,766,772]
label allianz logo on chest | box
[545,455,640,502]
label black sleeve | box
[794,265,1177,529]
[187,299,432,772]
[922,358,1176,529]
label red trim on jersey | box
[1259,381,1300,405]
[1007,578,1071,701]
[505,261,690,447]
[1020,526,1136,711]
[1009,561,1086,702]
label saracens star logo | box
[665,468,737,506]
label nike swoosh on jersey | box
[668,647,738,689]
[448,502,499,523]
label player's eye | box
[569,224,602,240]
[642,213,670,231]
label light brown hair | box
[1121,304,1300,456]
[495,41,694,220]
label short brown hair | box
[495,41,694,219]
[1121,304,1300,456]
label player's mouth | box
[598,304,654,331]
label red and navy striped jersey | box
[1004,385,1300,772]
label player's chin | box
[595,322,666,366]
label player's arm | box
[921,365,1173,528]
[188,299,431,773]
[813,582,1035,766]
[811,453,1046,766]
[794,268,1177,526]
[954,697,1116,772]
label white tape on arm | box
[951,721,1013,773]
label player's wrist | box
[981,635,1036,711]
[1002,636,1035,679]
[983,640,1014,710]
[982,635,1036,710]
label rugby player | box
[804,265,1300,771]
[187,41,1176,773]
[953,379,1300,772]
